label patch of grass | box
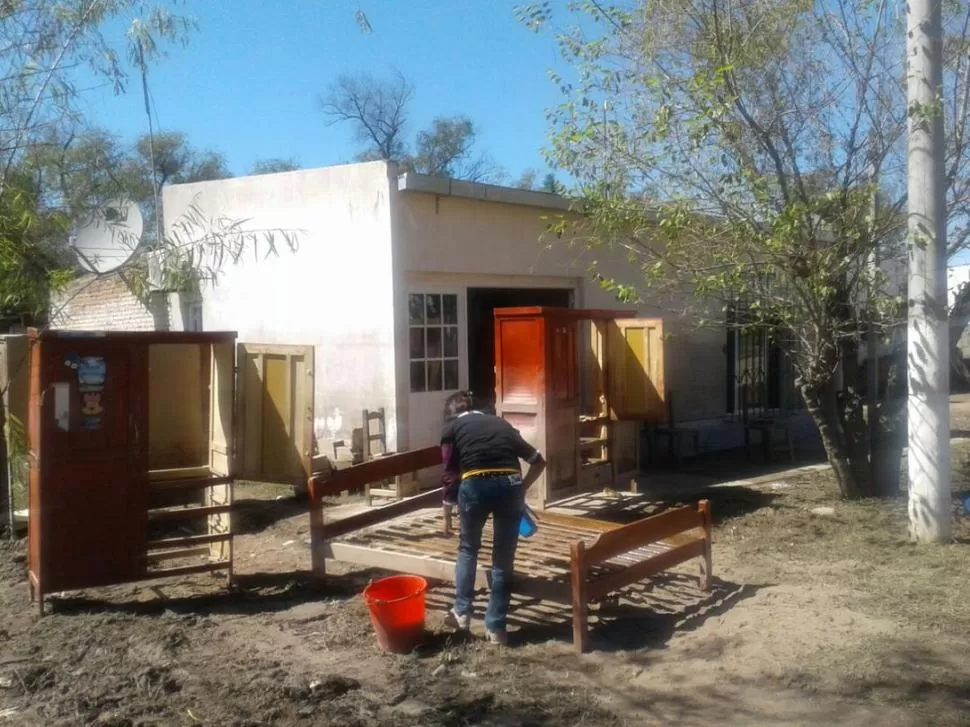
[713,459,970,636]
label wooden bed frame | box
[308,448,713,653]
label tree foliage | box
[319,71,503,182]
[250,158,301,175]
[319,71,413,162]
[516,0,959,499]
[0,1,197,321]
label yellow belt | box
[461,468,519,480]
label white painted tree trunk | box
[907,0,952,543]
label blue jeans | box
[454,473,524,632]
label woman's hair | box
[443,390,474,422]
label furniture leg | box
[646,424,656,465]
[570,540,590,654]
[698,499,713,591]
[308,487,327,579]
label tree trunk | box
[839,340,872,494]
[802,380,863,498]
[801,369,905,500]
[872,353,906,497]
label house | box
[53,160,815,482]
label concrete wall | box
[51,275,169,331]
[163,161,398,455]
[393,189,728,440]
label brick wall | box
[50,274,169,331]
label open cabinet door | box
[607,318,665,421]
[236,343,315,486]
[208,340,235,562]
[607,318,665,480]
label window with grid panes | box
[408,293,459,393]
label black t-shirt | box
[441,411,541,474]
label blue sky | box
[76,0,568,181]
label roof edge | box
[396,172,575,212]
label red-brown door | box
[30,339,146,592]
[543,314,580,499]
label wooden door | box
[607,318,665,421]
[30,338,146,592]
[607,318,665,477]
[236,343,314,485]
[543,315,580,501]
[493,312,545,505]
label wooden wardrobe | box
[492,307,665,509]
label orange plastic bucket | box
[362,575,428,653]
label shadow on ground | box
[553,486,778,527]
[45,569,384,617]
[422,574,758,655]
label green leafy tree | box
[251,158,301,175]
[517,0,953,499]
[404,115,503,182]
[541,172,564,195]
[515,168,539,190]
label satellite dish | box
[70,199,144,274]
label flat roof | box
[397,172,576,212]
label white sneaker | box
[486,629,508,646]
[444,610,470,630]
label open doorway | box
[467,287,573,409]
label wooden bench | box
[307,449,713,653]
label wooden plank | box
[147,532,233,550]
[320,488,444,541]
[309,446,440,497]
[144,546,211,564]
[586,538,706,602]
[149,466,213,482]
[535,511,623,534]
[146,561,231,578]
[493,307,636,321]
[147,504,233,522]
[584,505,703,565]
[323,542,572,603]
[149,475,232,493]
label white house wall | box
[393,190,728,447]
[162,161,398,454]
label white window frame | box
[407,291,462,394]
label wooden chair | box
[647,391,700,465]
[740,386,795,463]
[360,408,423,504]
[744,417,795,463]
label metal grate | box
[725,305,801,421]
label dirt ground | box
[3,404,970,726]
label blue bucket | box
[519,507,538,538]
